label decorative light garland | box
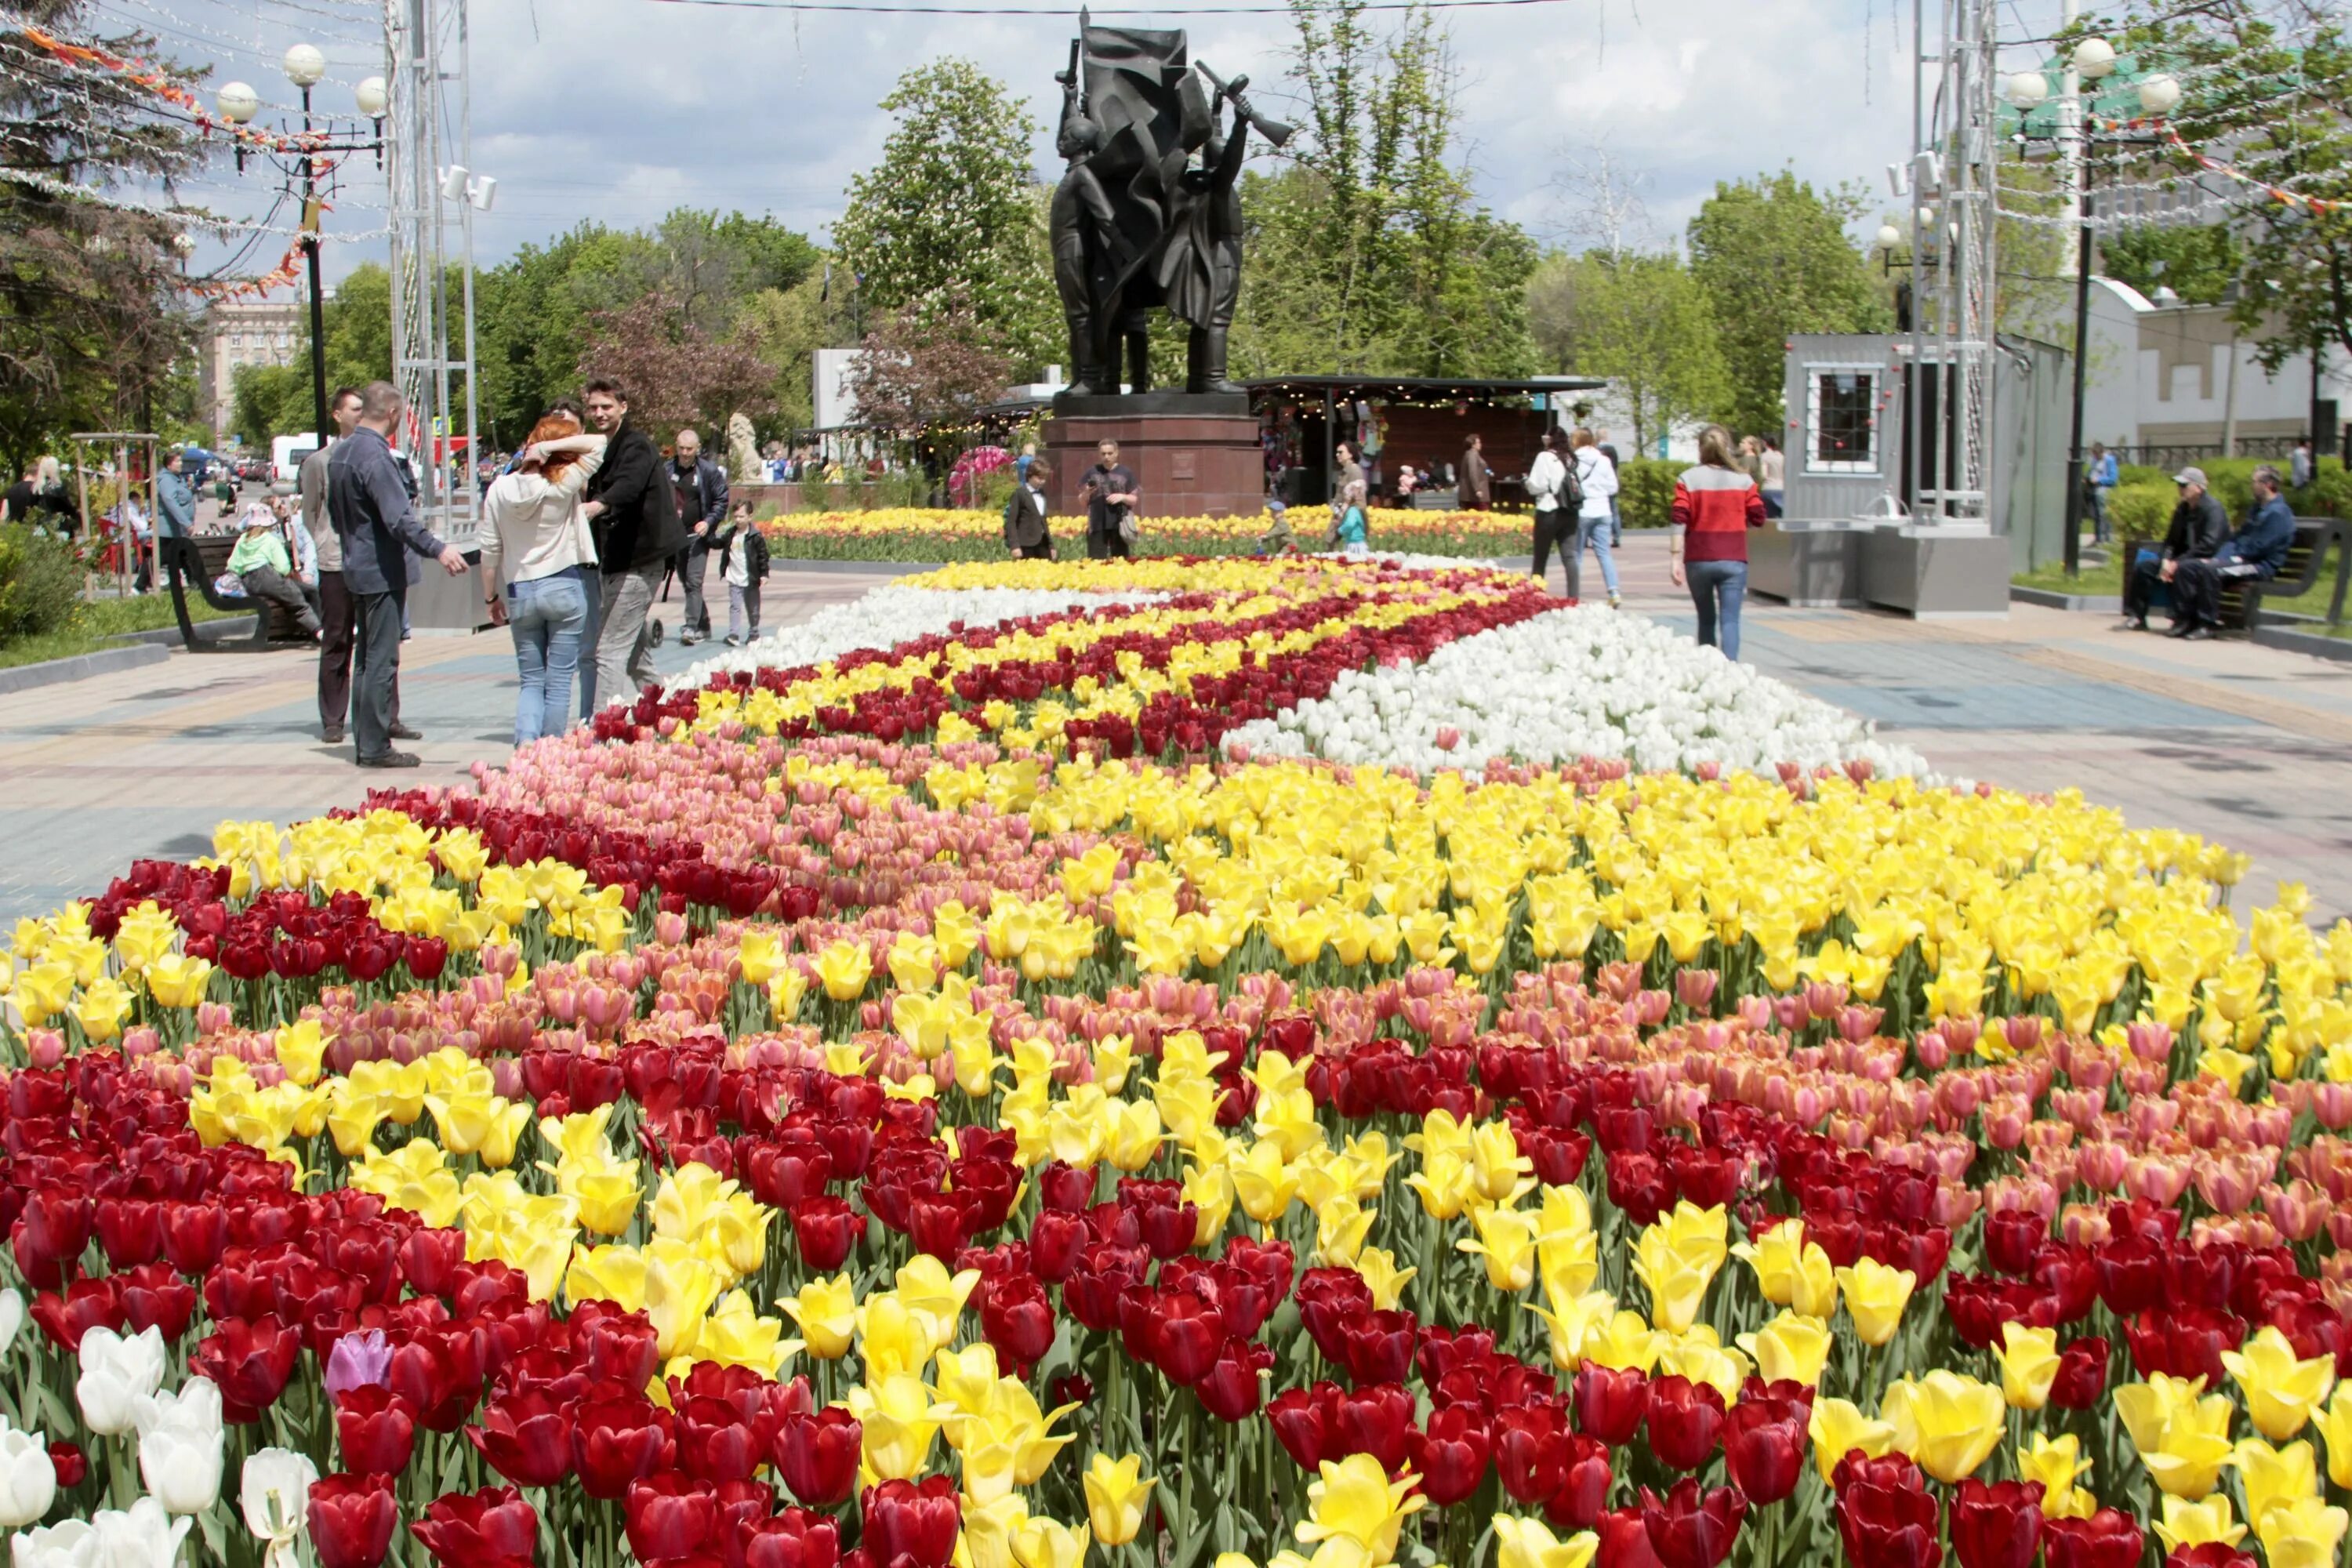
[20,24,337,156]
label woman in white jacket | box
[1570,428,1621,607]
[479,413,606,746]
[1525,427,1576,594]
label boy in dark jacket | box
[717,501,770,646]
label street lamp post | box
[212,60,387,458]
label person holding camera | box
[1082,438,1139,559]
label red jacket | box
[1670,465,1766,561]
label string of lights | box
[0,165,392,241]
[17,25,347,155]
[640,0,1572,13]
[93,0,375,93]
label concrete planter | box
[0,642,168,696]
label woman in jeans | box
[1570,429,1621,607]
[1670,425,1768,659]
[478,413,607,745]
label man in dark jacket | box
[668,427,729,645]
[2118,466,2229,632]
[583,379,684,706]
[2168,465,2297,640]
[327,382,467,768]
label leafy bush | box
[0,524,82,644]
[2107,482,2175,542]
[1617,458,1679,529]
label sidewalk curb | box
[107,617,256,648]
[0,642,169,695]
[2251,625,2352,664]
[2011,585,2123,613]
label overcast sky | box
[111,0,1985,291]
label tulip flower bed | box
[752,509,1526,563]
[3,556,2350,1568]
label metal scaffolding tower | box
[1904,0,2001,524]
[383,0,479,546]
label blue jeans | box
[1564,514,1619,600]
[1687,558,1748,659]
[506,565,593,745]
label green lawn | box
[2014,543,2345,618]
[0,591,236,673]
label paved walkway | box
[5,544,2349,927]
[0,568,899,925]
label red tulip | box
[468,1387,574,1489]
[678,1397,763,1484]
[116,1261,198,1342]
[2048,1337,2109,1410]
[1147,1289,1225,1386]
[1028,1211,1085,1282]
[336,1386,417,1475]
[1835,1455,1942,1568]
[30,1279,125,1352]
[1335,1382,1414,1473]
[398,1228,469,1298]
[46,1441,85,1489]
[194,1314,303,1424]
[1643,1377,1725,1472]
[1574,1366,1650,1446]
[12,1191,92,1286]
[1951,1480,2043,1568]
[93,1199,163,1269]
[309,1472,401,1568]
[775,1408,861,1508]
[624,1475,717,1562]
[978,1272,1055,1370]
[2042,1511,2145,1568]
[1196,1336,1272,1421]
[1337,1308,1418,1386]
[162,1201,229,1275]
[2125,1309,2244,1384]
[2165,1550,2257,1568]
[579,1308,662,1392]
[1295,1269,1375,1363]
[1495,1404,1568,1503]
[1722,1387,1807,1504]
[1408,1405,1490,1507]
[572,1396,671,1500]
[1268,1384,1338,1472]
[1548,1434,1613,1530]
[1598,1507,1664,1568]
[411,1485,539,1568]
[791,1198,866,1272]
[741,1511,841,1568]
[1639,1481,1746,1568]
[862,1477,960,1568]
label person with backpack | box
[717,500,771,646]
[1334,480,1370,557]
[1525,426,1579,593]
[1570,428,1621,607]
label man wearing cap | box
[2166,464,2297,640]
[2118,466,2228,633]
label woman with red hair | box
[478,412,606,745]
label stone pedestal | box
[1044,392,1263,524]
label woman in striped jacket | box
[1669,425,1769,659]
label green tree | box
[1527,251,1730,452]
[226,264,401,446]
[1232,0,1537,379]
[833,60,1056,375]
[0,2,205,470]
[2115,5,2350,370]
[2100,223,2242,307]
[737,271,858,433]
[1687,170,1889,437]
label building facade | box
[2082,278,2347,464]
[199,298,305,447]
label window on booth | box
[1807,368,1878,473]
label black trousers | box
[319,571,397,733]
[352,589,406,761]
[1011,539,1054,560]
[2170,557,2261,630]
[2122,555,2168,624]
[1530,508,1569,585]
[677,535,713,633]
[1087,528,1131,561]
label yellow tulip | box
[779,1274,858,1359]
[1352,1247,1416,1312]
[1459,1202,1539,1291]
[1297,1454,1426,1563]
[1010,1516,1090,1568]
[2016,1433,2095,1519]
[848,1372,948,1480]
[815,939,872,1001]
[684,1290,801,1379]
[2223,1325,2337,1441]
[963,1497,1030,1568]
[71,976,132,1042]
[1492,1515,1599,1568]
[143,952,214,1010]
[643,1250,727,1361]
[2317,1385,2352,1489]
[1732,1220,1839,1319]
[2230,1437,2318,1531]
[2256,1496,2348,1568]
[1882,1370,2005,1483]
[1631,1202,1728,1334]
[1995,1322,2061,1410]
[2152,1495,2245,1554]
[1083,1454,1156,1547]
[1834,1258,1918,1348]
[1232,1140,1301,1226]
[1737,1312,1835,1388]
[2116,1375,2237,1499]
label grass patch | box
[2015,543,2348,616]
[0,591,237,673]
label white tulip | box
[86,1499,191,1568]
[0,1293,23,1359]
[74,1327,165,1439]
[9,1519,93,1568]
[0,1432,52,1532]
[238,1449,316,1568]
[135,1377,223,1515]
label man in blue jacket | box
[2168,464,2297,641]
[328,382,469,768]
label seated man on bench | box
[2169,463,2296,641]
[227,502,322,641]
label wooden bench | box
[2216,518,2342,634]
[160,533,308,652]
